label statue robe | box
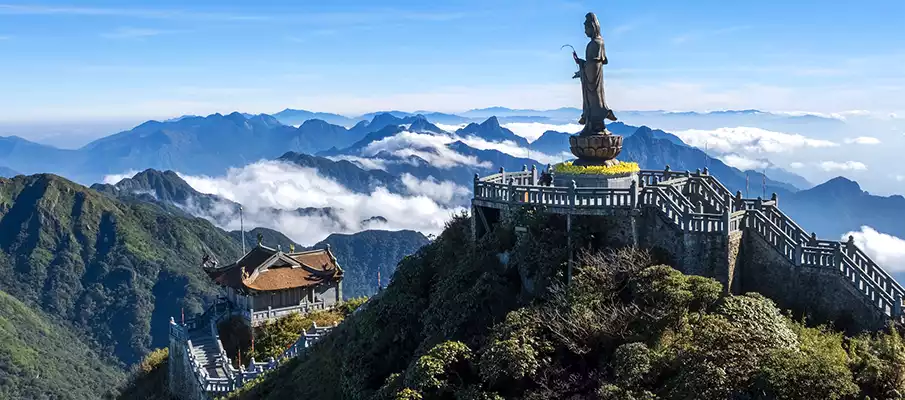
[578,36,614,134]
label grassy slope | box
[0,174,243,366]
[0,289,125,399]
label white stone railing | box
[738,202,905,320]
[474,166,905,322]
[249,301,326,326]
[171,315,336,398]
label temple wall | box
[316,284,340,308]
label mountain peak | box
[814,176,862,194]
[482,116,501,128]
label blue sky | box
[0,0,903,121]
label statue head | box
[584,12,601,38]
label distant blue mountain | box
[783,177,905,239]
[462,107,581,122]
[618,109,848,137]
[622,127,797,197]
[0,166,20,178]
[272,109,357,127]
[456,117,529,147]
[0,112,416,183]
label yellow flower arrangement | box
[553,161,640,176]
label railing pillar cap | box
[703,167,709,175]
[499,166,505,173]
[848,235,855,244]
[531,164,537,171]
[664,165,671,171]
[522,164,527,171]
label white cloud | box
[893,175,905,182]
[789,162,805,169]
[434,123,467,133]
[818,161,868,172]
[719,154,768,171]
[400,173,470,205]
[673,127,838,154]
[101,27,183,39]
[362,130,490,169]
[101,169,140,184]
[844,136,881,145]
[176,160,465,245]
[502,122,583,142]
[844,226,905,272]
[325,155,389,171]
[457,135,570,165]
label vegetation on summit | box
[233,212,905,400]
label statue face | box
[584,20,594,37]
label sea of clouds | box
[173,160,468,245]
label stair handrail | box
[843,241,905,301]
[688,176,728,211]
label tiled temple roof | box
[206,245,343,293]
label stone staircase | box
[646,169,905,326]
[187,330,229,379]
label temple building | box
[204,242,343,326]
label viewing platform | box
[472,165,905,329]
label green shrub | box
[405,341,474,393]
[754,325,857,399]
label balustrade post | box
[630,180,638,208]
[473,173,479,197]
[723,208,731,235]
[499,167,505,184]
[846,235,856,258]
[735,191,743,211]
[755,197,763,210]
[771,192,778,207]
[895,293,903,318]
[568,180,576,209]
[794,243,803,267]
[703,167,709,175]
[531,165,538,185]
[833,242,843,272]
[507,179,514,206]
[695,168,701,176]
[664,165,671,181]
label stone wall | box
[726,231,743,294]
[168,330,206,400]
[738,230,887,331]
[637,211,683,267]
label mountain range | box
[2,109,902,247]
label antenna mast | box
[240,205,246,257]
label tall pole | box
[762,168,767,198]
[745,173,750,198]
[240,205,246,256]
